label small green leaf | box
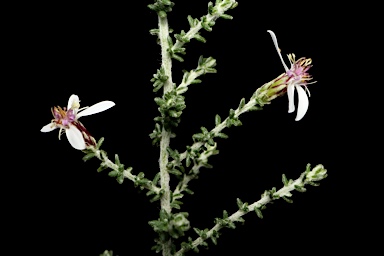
[305,163,312,173]
[236,198,243,209]
[226,118,233,127]
[170,203,181,209]
[173,47,186,54]
[220,14,233,20]
[239,98,245,109]
[176,86,188,95]
[294,185,306,192]
[193,34,206,43]
[237,217,245,223]
[108,170,119,177]
[192,133,204,141]
[167,36,173,47]
[149,28,159,35]
[147,4,157,11]
[208,1,214,14]
[173,193,183,199]
[308,181,320,186]
[202,163,213,169]
[153,83,163,92]
[169,110,179,118]
[233,119,242,126]
[82,153,95,162]
[229,108,235,117]
[282,196,293,203]
[158,10,167,18]
[187,15,194,27]
[184,188,194,195]
[254,207,263,219]
[201,22,212,32]
[97,137,104,148]
[97,164,108,173]
[168,168,182,176]
[154,97,166,106]
[249,106,262,111]
[190,79,202,84]
[172,53,184,62]
[228,221,236,229]
[215,132,228,139]
[114,154,120,165]
[116,174,124,184]
[162,0,173,6]
[282,174,288,186]
[150,194,161,203]
[215,114,221,126]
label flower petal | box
[66,125,86,150]
[77,101,115,118]
[287,84,295,113]
[41,123,57,132]
[295,85,309,121]
[67,94,80,112]
[267,30,289,72]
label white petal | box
[267,30,289,72]
[77,101,115,118]
[287,84,295,113]
[295,85,309,121]
[41,123,57,132]
[66,125,86,150]
[67,94,80,111]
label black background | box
[8,1,355,255]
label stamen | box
[304,85,311,97]
[78,106,89,112]
[58,127,64,140]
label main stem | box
[158,14,173,256]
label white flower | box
[41,94,115,150]
[267,30,315,121]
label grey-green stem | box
[158,14,174,256]
[172,0,238,52]
[173,98,258,196]
[91,148,161,193]
[174,165,327,256]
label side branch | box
[172,75,287,196]
[83,139,161,194]
[172,0,238,51]
[175,164,328,255]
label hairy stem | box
[172,0,238,51]
[158,14,174,256]
[90,148,161,193]
[171,73,290,197]
[172,98,259,196]
[174,164,327,255]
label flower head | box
[267,30,315,121]
[41,94,115,150]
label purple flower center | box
[286,59,312,85]
[52,107,76,127]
